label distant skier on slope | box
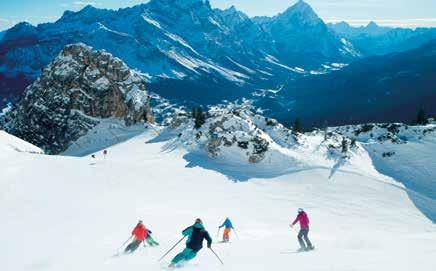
[124,220,148,253]
[218,217,234,242]
[169,218,212,267]
[290,208,314,251]
[103,149,107,159]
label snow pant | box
[124,239,142,253]
[223,228,231,242]
[145,235,159,246]
[171,248,198,265]
[298,228,313,249]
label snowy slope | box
[0,130,43,156]
[1,128,435,271]
[335,122,436,221]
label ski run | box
[1,124,435,271]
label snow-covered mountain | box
[256,39,436,127]
[328,21,436,56]
[0,0,356,106]
[1,0,435,128]
[328,21,392,37]
[254,0,359,66]
[3,43,153,154]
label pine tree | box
[341,138,348,153]
[293,118,302,134]
[323,120,329,141]
[192,107,205,129]
[350,138,357,149]
[415,107,428,125]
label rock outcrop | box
[5,43,153,154]
[170,104,301,164]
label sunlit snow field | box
[1,129,435,271]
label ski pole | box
[233,228,239,240]
[216,228,220,239]
[289,225,298,233]
[158,236,186,262]
[209,247,224,265]
[117,235,133,252]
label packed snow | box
[1,122,435,271]
[0,131,43,155]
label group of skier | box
[91,149,108,160]
[122,209,314,267]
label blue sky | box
[1,0,435,31]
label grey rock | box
[5,43,153,154]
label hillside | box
[1,118,435,270]
[257,40,436,127]
[328,21,436,56]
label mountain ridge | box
[0,0,356,107]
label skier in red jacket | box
[125,220,147,253]
[290,208,314,251]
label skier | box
[103,149,107,159]
[124,220,148,254]
[169,218,212,267]
[290,208,314,251]
[218,217,234,242]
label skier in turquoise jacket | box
[170,218,212,267]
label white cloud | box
[0,18,15,31]
[72,1,100,6]
[0,18,12,24]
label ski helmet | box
[298,208,304,213]
[195,218,203,224]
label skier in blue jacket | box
[219,217,234,242]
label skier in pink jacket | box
[291,208,314,251]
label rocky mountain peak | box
[2,22,37,41]
[149,0,211,10]
[366,21,379,29]
[4,43,153,154]
[272,0,324,31]
[57,5,112,24]
[282,0,319,21]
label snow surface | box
[0,130,44,156]
[264,55,305,74]
[1,127,435,271]
[334,123,436,222]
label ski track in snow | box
[1,129,436,271]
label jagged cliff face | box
[5,43,153,154]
